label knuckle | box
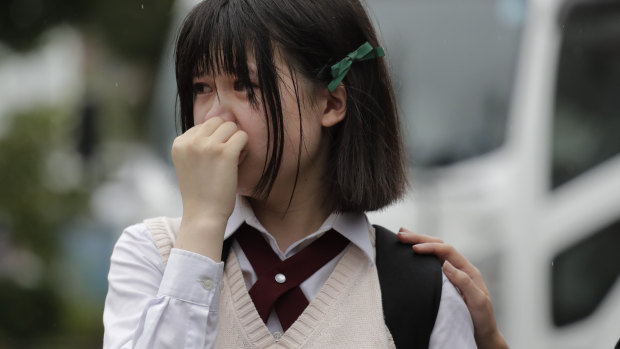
[471,294,489,309]
[171,138,185,154]
[442,244,455,254]
[199,142,220,155]
[222,147,236,158]
[192,141,206,153]
[238,130,249,140]
[172,135,183,146]
[448,245,459,255]
[454,270,471,285]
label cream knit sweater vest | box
[217,246,396,348]
[144,217,396,348]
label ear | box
[321,83,347,127]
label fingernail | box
[443,261,455,275]
[412,243,422,250]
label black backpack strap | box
[374,225,443,349]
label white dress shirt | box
[103,197,476,348]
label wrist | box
[477,329,509,349]
[493,331,509,349]
[181,211,229,229]
[181,198,233,221]
[175,215,228,261]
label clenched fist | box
[172,116,248,261]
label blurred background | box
[0,0,618,347]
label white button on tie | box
[202,278,215,291]
[273,331,282,341]
[274,273,286,284]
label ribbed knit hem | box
[144,217,178,264]
[225,251,276,347]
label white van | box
[365,0,620,347]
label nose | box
[203,94,236,123]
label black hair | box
[175,0,407,212]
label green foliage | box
[87,0,176,65]
[0,0,175,67]
[0,279,62,342]
[0,0,88,51]
[0,107,100,343]
[0,107,89,261]
[0,0,176,343]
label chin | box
[236,180,258,198]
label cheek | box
[192,99,210,124]
[243,122,268,156]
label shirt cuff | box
[158,248,225,307]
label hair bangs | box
[175,0,287,200]
[183,1,266,106]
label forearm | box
[476,330,509,349]
[104,226,224,348]
[105,294,217,349]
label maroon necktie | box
[234,223,350,331]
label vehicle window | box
[551,217,620,326]
[552,4,620,188]
[365,0,526,167]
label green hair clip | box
[328,42,385,92]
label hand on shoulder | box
[397,228,509,349]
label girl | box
[104,0,477,347]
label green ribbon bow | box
[328,42,385,92]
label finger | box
[225,130,248,156]
[412,243,469,269]
[414,242,489,296]
[397,228,444,244]
[209,121,239,143]
[196,116,226,136]
[443,261,488,309]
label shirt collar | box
[224,195,375,264]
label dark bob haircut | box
[175,0,407,213]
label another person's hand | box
[397,228,509,349]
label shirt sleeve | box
[428,272,477,349]
[103,223,224,349]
